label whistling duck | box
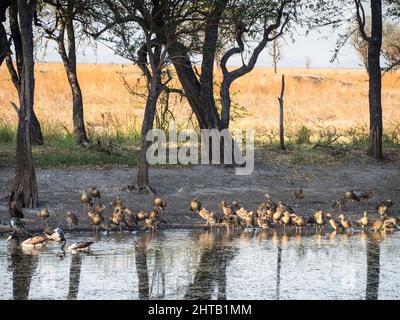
[88,210,104,233]
[236,207,252,222]
[38,207,50,226]
[357,211,370,229]
[272,207,283,224]
[277,201,295,214]
[264,193,274,207]
[143,211,166,232]
[112,195,123,209]
[257,203,268,219]
[80,190,93,211]
[371,217,385,232]
[292,215,305,232]
[190,198,202,213]
[281,211,291,228]
[345,190,360,202]
[110,207,124,232]
[207,211,217,228]
[154,197,166,215]
[68,241,94,253]
[122,207,136,228]
[94,203,106,215]
[231,201,240,213]
[377,204,388,217]
[383,219,397,232]
[198,207,212,224]
[377,199,394,210]
[257,217,270,230]
[66,210,79,229]
[326,213,339,231]
[219,201,234,217]
[21,235,48,249]
[221,214,240,229]
[90,187,101,204]
[313,209,325,230]
[338,213,352,231]
[359,190,374,208]
[294,188,305,200]
[136,210,149,224]
[241,211,255,228]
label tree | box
[351,17,400,72]
[219,0,294,131]
[4,1,44,145]
[314,0,387,159]
[304,55,312,69]
[39,0,90,146]
[269,31,283,74]
[94,0,174,192]
[355,0,383,159]
[9,0,39,208]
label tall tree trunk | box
[137,78,159,189]
[60,16,89,146]
[10,0,38,208]
[168,2,227,131]
[8,1,43,145]
[367,0,383,159]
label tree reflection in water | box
[68,254,83,300]
[184,230,238,300]
[365,232,382,300]
[7,246,38,300]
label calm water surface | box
[0,229,399,300]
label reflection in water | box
[68,254,83,300]
[135,234,151,300]
[7,246,38,300]
[0,230,399,300]
[185,231,237,300]
[275,237,282,300]
[365,232,381,300]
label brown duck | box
[66,210,79,229]
[90,187,101,204]
[357,211,370,230]
[80,190,93,211]
[190,198,202,213]
[88,210,104,233]
[38,207,50,226]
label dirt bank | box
[1,159,399,232]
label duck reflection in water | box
[184,230,238,300]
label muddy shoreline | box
[1,161,400,233]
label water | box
[0,229,399,300]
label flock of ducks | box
[3,187,400,253]
[5,187,167,253]
[190,189,400,234]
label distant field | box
[0,63,399,166]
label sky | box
[37,25,362,69]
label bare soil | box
[1,157,400,232]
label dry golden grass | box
[0,63,399,142]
